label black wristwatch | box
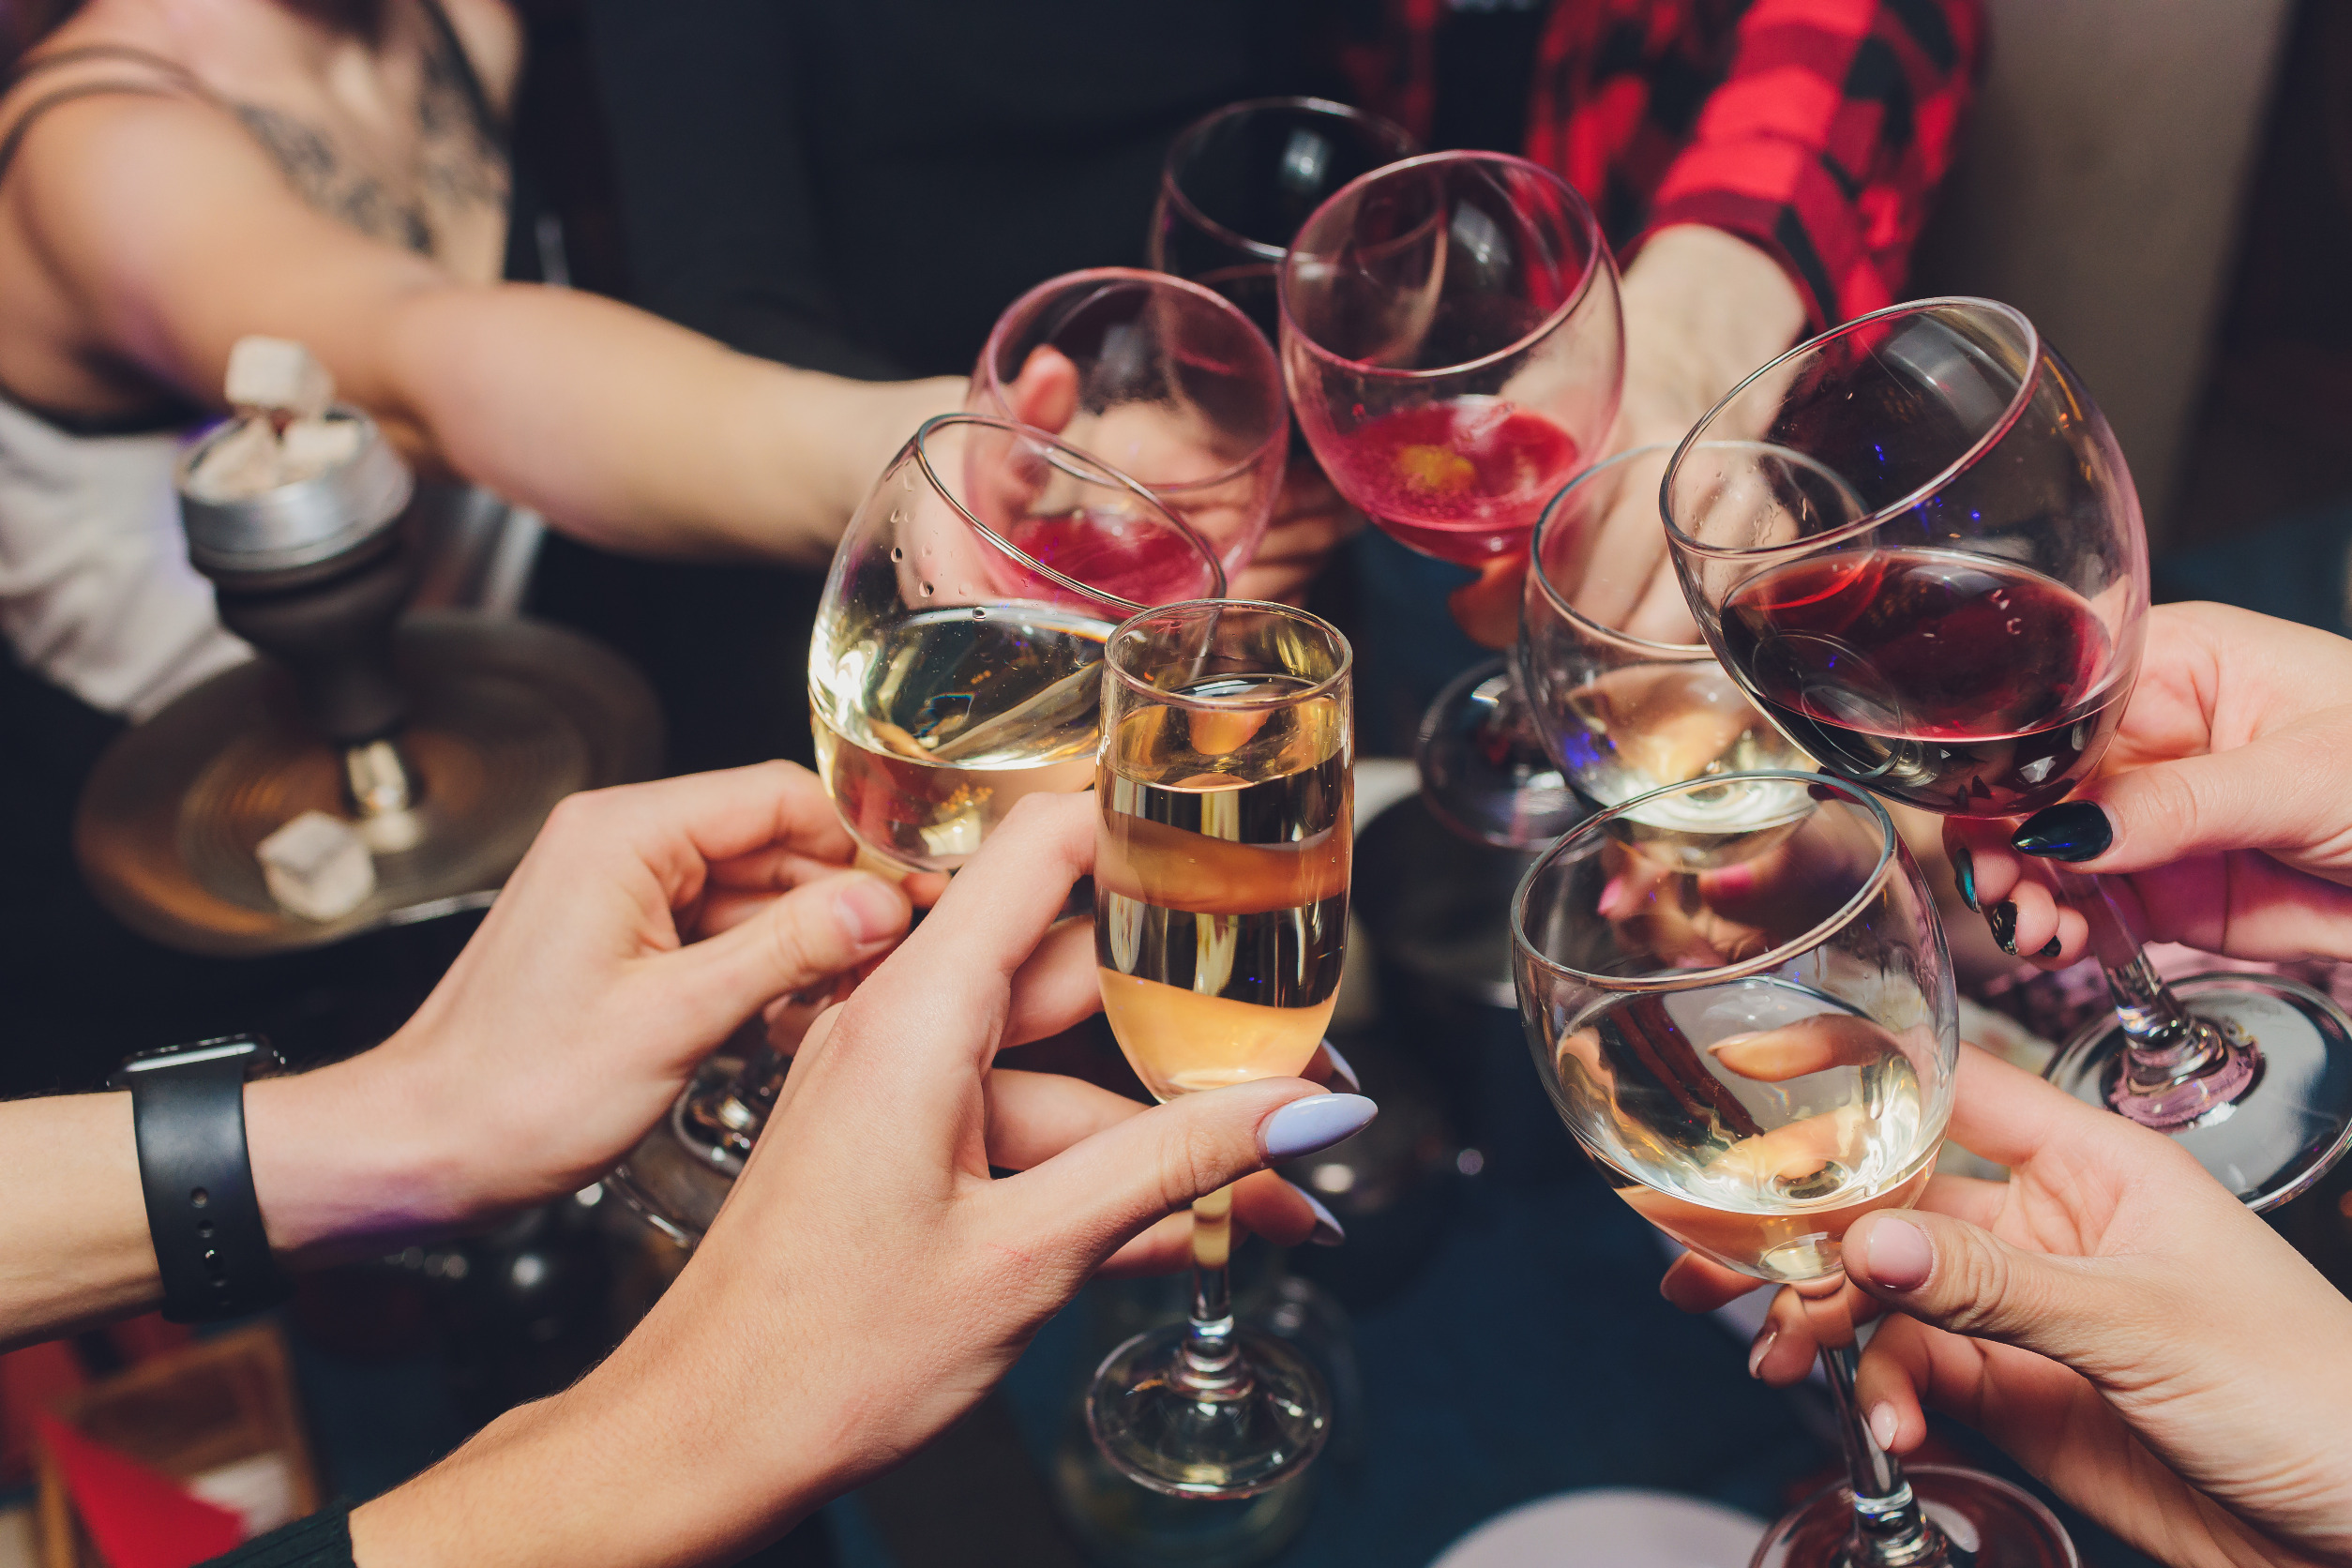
[112,1034,295,1323]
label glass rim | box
[1276,149,1612,384]
[972,266,1291,493]
[907,413,1229,614]
[1508,771,1901,993]
[1529,442,1711,657]
[1104,596,1354,712]
[1157,96,1421,264]
[1661,295,2044,564]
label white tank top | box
[0,391,250,719]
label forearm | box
[1615,225,1807,444]
[381,284,956,566]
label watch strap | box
[115,1036,294,1322]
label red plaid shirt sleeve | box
[1334,0,1983,328]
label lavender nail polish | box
[1317,1038,1362,1095]
[1260,1093,1377,1161]
[1282,1178,1348,1246]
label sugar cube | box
[279,415,362,481]
[256,810,376,921]
[185,414,283,501]
[225,336,335,418]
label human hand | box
[1235,462,1360,603]
[352,792,1373,1568]
[1946,602,2352,966]
[248,763,934,1254]
[1661,1046,2352,1568]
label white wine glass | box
[1086,598,1352,1498]
[1512,772,2076,1568]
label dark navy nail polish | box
[1952,846,1978,912]
[2012,802,2112,863]
[2038,936,2061,958]
[1987,900,2018,956]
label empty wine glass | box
[1086,599,1352,1499]
[1517,443,1812,833]
[971,268,1288,577]
[1281,150,1623,847]
[1663,296,2352,1210]
[1152,97,1420,342]
[1513,772,2076,1568]
[607,415,1225,1245]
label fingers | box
[1658,1251,1764,1313]
[1005,344,1080,433]
[1446,555,1526,651]
[996,1081,1376,1268]
[1938,1042,2129,1172]
[660,869,913,1042]
[536,761,855,907]
[1002,918,1105,1048]
[1097,1173,1324,1273]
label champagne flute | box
[1516,443,1813,832]
[606,416,1225,1244]
[1512,772,2076,1568]
[1662,298,2352,1210]
[1085,598,1352,1498]
[1151,97,1420,343]
[969,268,1288,578]
[1280,150,1624,847]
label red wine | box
[1002,507,1217,609]
[1719,550,2127,817]
[1320,398,1580,565]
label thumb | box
[1007,344,1081,434]
[661,870,912,1040]
[1845,1208,2145,1376]
[2012,716,2352,873]
[1000,1083,1378,1268]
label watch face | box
[114,1034,279,1080]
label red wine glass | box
[1662,296,2352,1210]
[1280,150,1624,847]
[1152,97,1419,344]
[972,268,1288,580]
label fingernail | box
[1259,1093,1378,1161]
[834,878,904,945]
[2012,801,2112,863]
[1863,1215,1933,1291]
[1597,874,1634,919]
[1986,900,2018,957]
[1746,1326,1777,1379]
[1282,1178,1347,1246]
[1705,861,1756,900]
[2038,935,2061,958]
[1952,846,1977,912]
[1868,1402,1900,1451]
[1317,1038,1362,1095]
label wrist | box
[245,1038,475,1259]
[1618,224,1807,439]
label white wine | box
[1556,977,1937,1283]
[1565,665,1813,832]
[810,605,1111,869]
[1096,675,1349,1103]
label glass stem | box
[1819,1343,1946,1567]
[1171,1185,1251,1400]
[2047,866,2260,1127]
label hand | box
[1447,225,1806,649]
[1947,601,2352,967]
[351,792,1374,1568]
[1236,463,1361,603]
[248,762,933,1253]
[1661,1047,2352,1568]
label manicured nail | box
[1863,1215,1933,1291]
[2012,801,2112,863]
[1952,845,1978,912]
[2038,935,2061,958]
[1705,861,1756,900]
[1597,874,1635,919]
[1260,1093,1378,1161]
[1316,1038,1362,1095]
[1868,1402,1900,1451]
[1282,1178,1347,1246]
[1747,1326,1777,1380]
[1986,900,2018,956]
[834,878,904,944]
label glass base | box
[2045,973,2352,1212]
[1752,1466,2076,1568]
[1085,1323,1330,1499]
[1414,657,1586,849]
[601,1057,748,1246]
[1052,1411,1316,1568]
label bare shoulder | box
[432,0,523,117]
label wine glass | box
[605,415,1226,1244]
[1662,297,2352,1211]
[1151,96,1420,342]
[1280,150,1624,847]
[970,268,1288,578]
[1512,772,2077,1568]
[1517,442,1813,832]
[1085,598,1352,1498]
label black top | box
[584,0,1323,377]
[202,1503,354,1568]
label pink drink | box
[1003,508,1219,609]
[1320,397,1581,565]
